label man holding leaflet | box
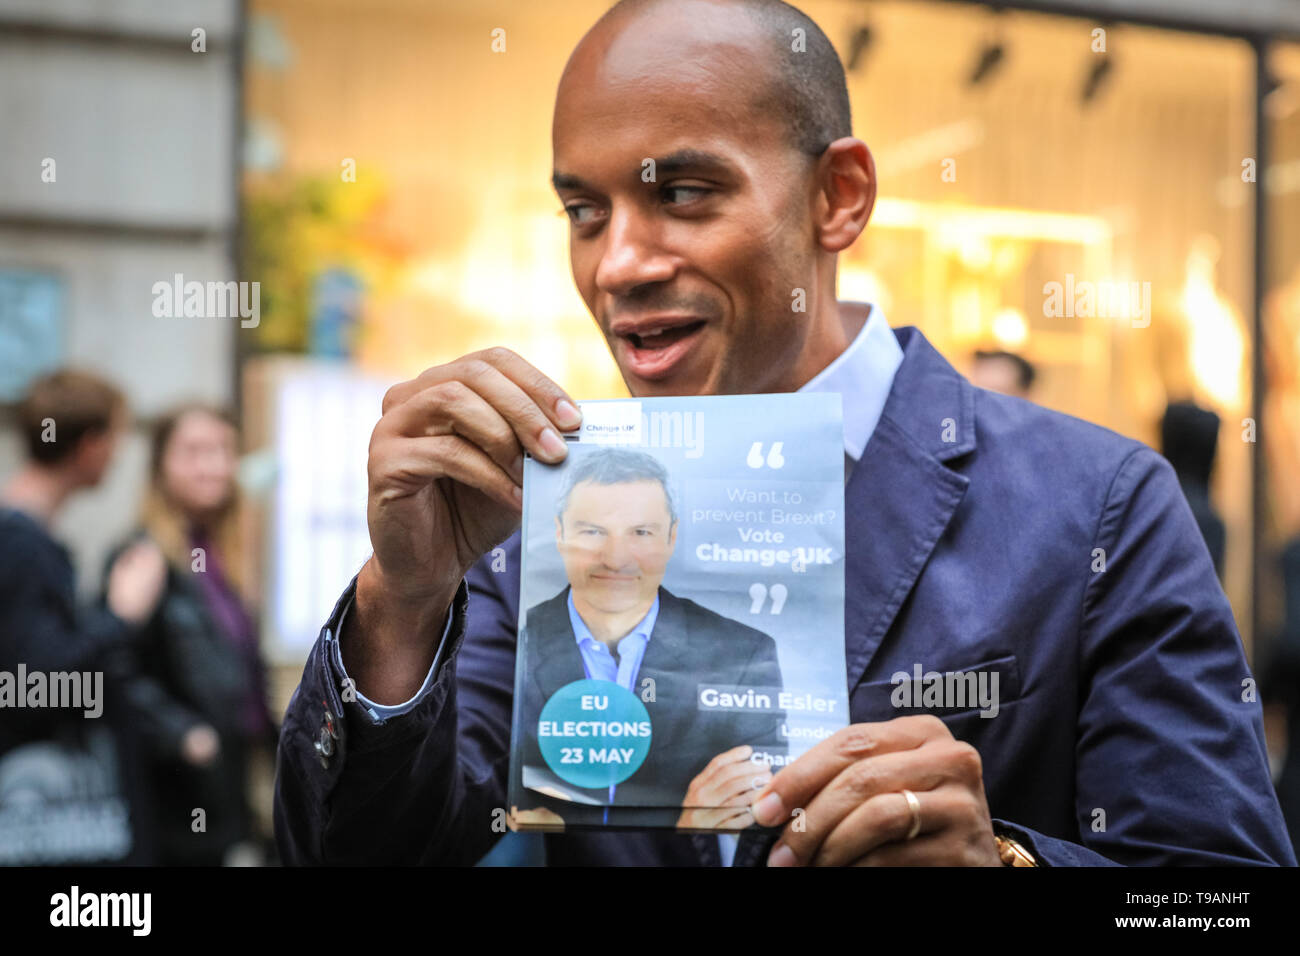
[274,0,1293,867]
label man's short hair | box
[556,447,677,526]
[607,0,852,158]
[17,369,126,465]
[974,349,1037,392]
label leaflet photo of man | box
[516,447,786,829]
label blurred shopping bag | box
[0,726,131,865]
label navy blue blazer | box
[274,327,1295,866]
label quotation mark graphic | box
[749,583,788,614]
[747,441,785,469]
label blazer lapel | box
[530,587,588,699]
[636,587,689,693]
[621,589,722,867]
[842,327,975,692]
[733,329,976,867]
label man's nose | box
[599,534,636,571]
[594,205,676,297]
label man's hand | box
[345,347,583,704]
[750,715,1001,866]
[677,744,772,830]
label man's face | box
[556,479,678,616]
[551,1,820,397]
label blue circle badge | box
[538,679,653,789]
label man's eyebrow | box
[551,149,736,192]
[653,149,735,175]
[551,171,588,191]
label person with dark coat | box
[0,370,167,865]
[107,403,276,866]
[1160,400,1227,579]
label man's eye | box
[564,203,601,225]
[661,185,710,205]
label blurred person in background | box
[106,403,277,866]
[1160,400,1226,580]
[0,369,167,864]
[969,349,1036,400]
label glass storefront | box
[244,0,1300,654]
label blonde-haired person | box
[107,403,276,866]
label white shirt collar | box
[798,302,903,462]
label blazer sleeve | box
[1005,447,1294,866]
[274,554,518,866]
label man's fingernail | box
[555,399,582,428]
[753,791,784,826]
[767,844,797,867]
[539,428,567,460]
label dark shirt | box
[0,506,158,862]
[0,507,131,756]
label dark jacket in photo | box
[514,585,785,816]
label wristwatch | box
[994,833,1038,867]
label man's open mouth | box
[612,316,709,381]
[623,320,707,350]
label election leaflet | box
[508,394,847,832]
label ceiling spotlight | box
[1081,56,1114,105]
[968,7,1007,89]
[968,42,1005,87]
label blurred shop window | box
[0,270,64,401]
[252,359,386,659]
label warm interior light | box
[1182,237,1245,410]
[992,307,1029,347]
